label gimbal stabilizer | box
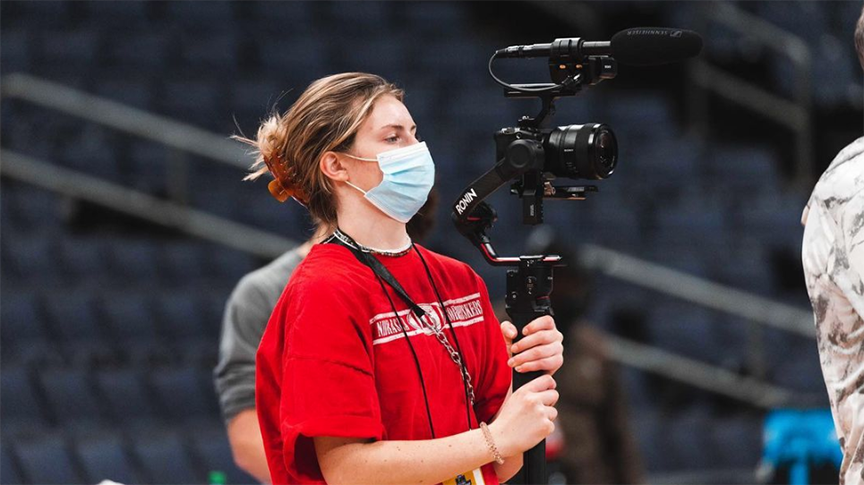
[452,28,701,483]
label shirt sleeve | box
[214,273,274,422]
[471,272,512,424]
[215,250,302,423]
[276,277,385,478]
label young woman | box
[245,73,565,485]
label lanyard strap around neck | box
[327,233,427,319]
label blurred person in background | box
[213,193,438,483]
[234,72,566,485]
[801,6,864,485]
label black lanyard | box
[326,230,474,437]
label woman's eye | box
[386,135,399,143]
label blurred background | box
[1,1,862,484]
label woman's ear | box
[319,151,349,182]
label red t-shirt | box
[256,243,511,484]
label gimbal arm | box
[451,143,562,266]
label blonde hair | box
[235,72,404,226]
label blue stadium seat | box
[401,1,467,31]
[94,77,155,111]
[443,88,510,135]
[754,2,827,47]
[38,367,106,427]
[605,94,677,142]
[623,135,702,190]
[666,405,714,470]
[108,238,162,281]
[1,445,22,485]
[149,366,220,422]
[251,0,315,31]
[583,202,644,247]
[132,429,201,484]
[179,31,239,70]
[93,367,160,426]
[651,204,728,250]
[155,292,207,342]
[735,192,807,246]
[167,1,236,27]
[629,406,667,471]
[325,1,391,27]
[59,124,121,180]
[75,432,143,484]
[160,80,225,127]
[61,340,123,368]
[45,291,107,344]
[704,315,750,369]
[255,37,326,80]
[620,367,653,410]
[0,181,14,230]
[0,118,56,166]
[1,289,49,349]
[208,245,258,281]
[189,424,257,485]
[12,433,85,484]
[766,331,824,392]
[337,37,411,83]
[4,1,72,26]
[402,86,440,131]
[126,141,169,193]
[647,303,722,363]
[160,240,208,283]
[9,185,63,232]
[0,365,49,432]
[2,232,57,281]
[58,235,109,280]
[242,197,307,238]
[643,245,709,278]
[835,2,864,43]
[106,30,171,68]
[1,29,31,73]
[101,292,160,344]
[706,145,779,191]
[812,35,859,106]
[40,29,100,66]
[710,244,774,295]
[710,414,763,469]
[84,0,149,22]
[229,78,282,115]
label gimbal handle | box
[451,164,563,485]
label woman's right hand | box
[488,374,559,457]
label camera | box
[495,123,618,182]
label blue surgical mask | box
[344,142,435,223]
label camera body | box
[494,123,618,182]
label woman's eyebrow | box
[379,123,417,132]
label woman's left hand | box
[500,315,564,375]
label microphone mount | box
[457,43,614,268]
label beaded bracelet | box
[480,422,505,465]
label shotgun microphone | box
[495,27,703,66]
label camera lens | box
[545,123,618,180]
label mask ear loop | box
[344,180,369,196]
[341,152,378,196]
[343,153,378,163]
